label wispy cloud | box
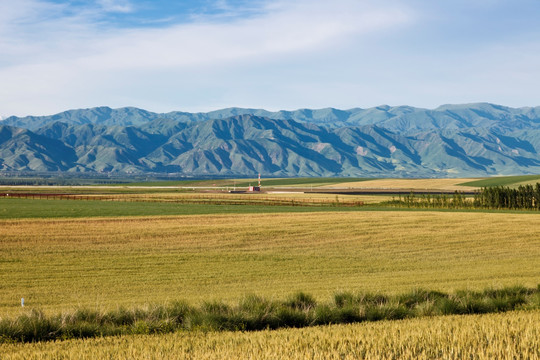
[0,0,413,115]
[83,1,411,70]
[2,0,413,69]
[191,0,268,20]
[97,0,134,13]
[7,0,539,117]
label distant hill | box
[1,104,540,177]
[4,103,540,132]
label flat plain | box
[1,208,539,314]
[1,177,539,358]
[0,197,370,219]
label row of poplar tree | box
[391,183,540,210]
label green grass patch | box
[458,175,540,187]
[0,187,191,195]
[2,198,540,220]
[0,198,375,219]
[1,286,537,343]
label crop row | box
[0,192,363,207]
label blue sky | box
[1,0,540,117]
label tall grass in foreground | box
[6,310,538,360]
[1,286,538,343]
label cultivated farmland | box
[0,178,539,358]
[1,210,539,313]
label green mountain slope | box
[0,125,77,171]
[2,105,540,177]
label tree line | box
[387,183,540,210]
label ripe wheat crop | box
[1,211,539,314]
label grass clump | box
[1,285,539,343]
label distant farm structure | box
[248,173,262,192]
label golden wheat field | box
[2,310,539,359]
[1,210,540,315]
[327,178,478,191]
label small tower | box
[248,173,261,192]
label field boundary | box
[0,193,364,207]
[1,286,538,344]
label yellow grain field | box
[1,211,539,315]
[2,310,539,359]
[327,178,478,191]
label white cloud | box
[84,3,410,70]
[0,0,414,115]
[3,0,540,118]
[8,0,411,70]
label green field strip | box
[3,197,540,219]
[0,198,372,219]
[458,174,540,187]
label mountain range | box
[1,103,540,177]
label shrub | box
[275,307,310,328]
[358,293,389,306]
[285,292,317,310]
[335,305,365,323]
[435,297,466,315]
[167,300,193,325]
[398,289,448,309]
[312,304,339,325]
[334,292,356,308]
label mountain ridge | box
[2,104,540,177]
[4,103,540,133]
